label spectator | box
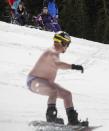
[13,2,28,25]
[8,0,21,15]
[48,0,58,19]
[43,0,58,20]
[34,7,61,32]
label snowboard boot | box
[46,104,64,124]
[66,107,89,126]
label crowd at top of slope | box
[7,0,61,32]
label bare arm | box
[51,52,72,70]
[49,50,84,72]
[55,61,72,70]
[55,61,84,73]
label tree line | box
[0,0,109,44]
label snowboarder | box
[27,31,88,126]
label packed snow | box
[0,21,109,131]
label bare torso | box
[29,48,60,82]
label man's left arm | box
[55,61,84,73]
[53,54,84,73]
[55,61,72,70]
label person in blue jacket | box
[8,0,21,17]
[43,0,58,19]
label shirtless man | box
[27,31,88,126]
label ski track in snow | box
[0,21,109,131]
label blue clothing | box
[41,13,61,32]
[11,0,21,14]
[48,0,58,18]
[42,13,53,24]
[45,22,61,32]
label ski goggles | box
[54,38,71,47]
[53,35,71,47]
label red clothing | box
[8,0,15,15]
[8,0,15,6]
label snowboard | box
[29,120,102,131]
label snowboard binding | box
[66,108,89,127]
[46,105,64,124]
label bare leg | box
[30,78,57,104]
[30,78,73,109]
[30,78,75,123]
[51,83,74,109]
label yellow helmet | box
[53,31,71,47]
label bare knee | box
[65,91,72,99]
[60,90,72,100]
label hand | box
[71,64,84,73]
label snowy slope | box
[0,21,109,131]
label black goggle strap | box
[61,41,70,47]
